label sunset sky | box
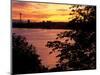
[12,0,76,22]
[12,0,79,69]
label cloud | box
[12,0,73,22]
[57,9,68,11]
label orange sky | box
[12,0,75,22]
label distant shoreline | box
[12,21,74,29]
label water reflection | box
[13,28,71,68]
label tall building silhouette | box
[20,13,22,22]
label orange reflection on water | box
[13,28,73,69]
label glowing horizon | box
[12,0,75,22]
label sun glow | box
[12,0,73,22]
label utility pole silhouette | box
[19,13,22,23]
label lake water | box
[13,28,72,68]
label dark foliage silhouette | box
[12,4,96,73]
[46,6,96,71]
[68,5,96,31]
[12,33,48,74]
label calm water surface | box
[13,28,71,68]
